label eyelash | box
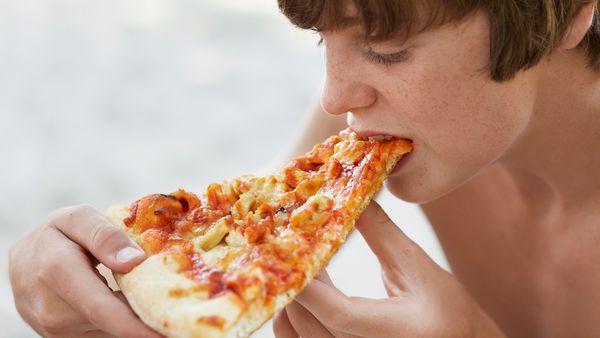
[316,38,408,66]
[364,47,409,66]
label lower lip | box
[390,151,412,175]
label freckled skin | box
[321,11,536,203]
[315,4,600,337]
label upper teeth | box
[367,135,393,141]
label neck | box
[499,49,600,210]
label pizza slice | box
[106,128,411,338]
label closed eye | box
[364,47,409,66]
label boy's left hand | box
[273,202,506,338]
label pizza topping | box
[168,287,190,298]
[224,230,246,247]
[124,194,181,232]
[324,159,344,180]
[226,244,305,301]
[291,156,323,172]
[196,315,226,329]
[231,175,254,195]
[293,172,324,203]
[291,134,339,172]
[231,191,256,220]
[241,217,273,244]
[289,194,333,232]
[170,189,201,211]
[205,183,237,212]
[183,253,226,297]
[224,266,266,302]
[194,216,233,251]
[120,129,413,320]
[333,139,367,165]
[281,166,309,188]
[140,228,169,254]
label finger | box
[31,294,96,336]
[48,204,145,273]
[300,273,365,338]
[60,331,116,338]
[315,270,334,284]
[286,301,335,338]
[356,201,430,274]
[43,230,162,338]
[272,308,299,338]
[296,279,414,337]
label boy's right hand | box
[8,204,163,338]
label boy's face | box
[319,8,539,203]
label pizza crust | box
[109,206,250,338]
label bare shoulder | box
[419,166,600,338]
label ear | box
[557,2,596,50]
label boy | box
[9,0,600,337]
[274,1,600,337]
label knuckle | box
[89,222,122,253]
[36,251,62,287]
[82,295,107,326]
[73,203,97,215]
[38,317,65,335]
[46,204,96,229]
[71,204,99,225]
[327,298,353,329]
[46,204,76,223]
[35,268,49,287]
[35,305,68,334]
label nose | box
[320,47,376,116]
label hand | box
[273,202,505,338]
[8,204,163,338]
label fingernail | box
[116,247,145,264]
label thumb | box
[356,201,430,275]
[49,204,146,273]
[296,279,414,337]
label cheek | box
[430,71,535,161]
[376,11,538,202]
[385,69,536,203]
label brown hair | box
[278,0,600,81]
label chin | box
[384,174,460,204]
[386,163,487,204]
[385,179,435,204]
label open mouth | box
[366,135,395,141]
[353,129,413,175]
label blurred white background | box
[0,0,447,337]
